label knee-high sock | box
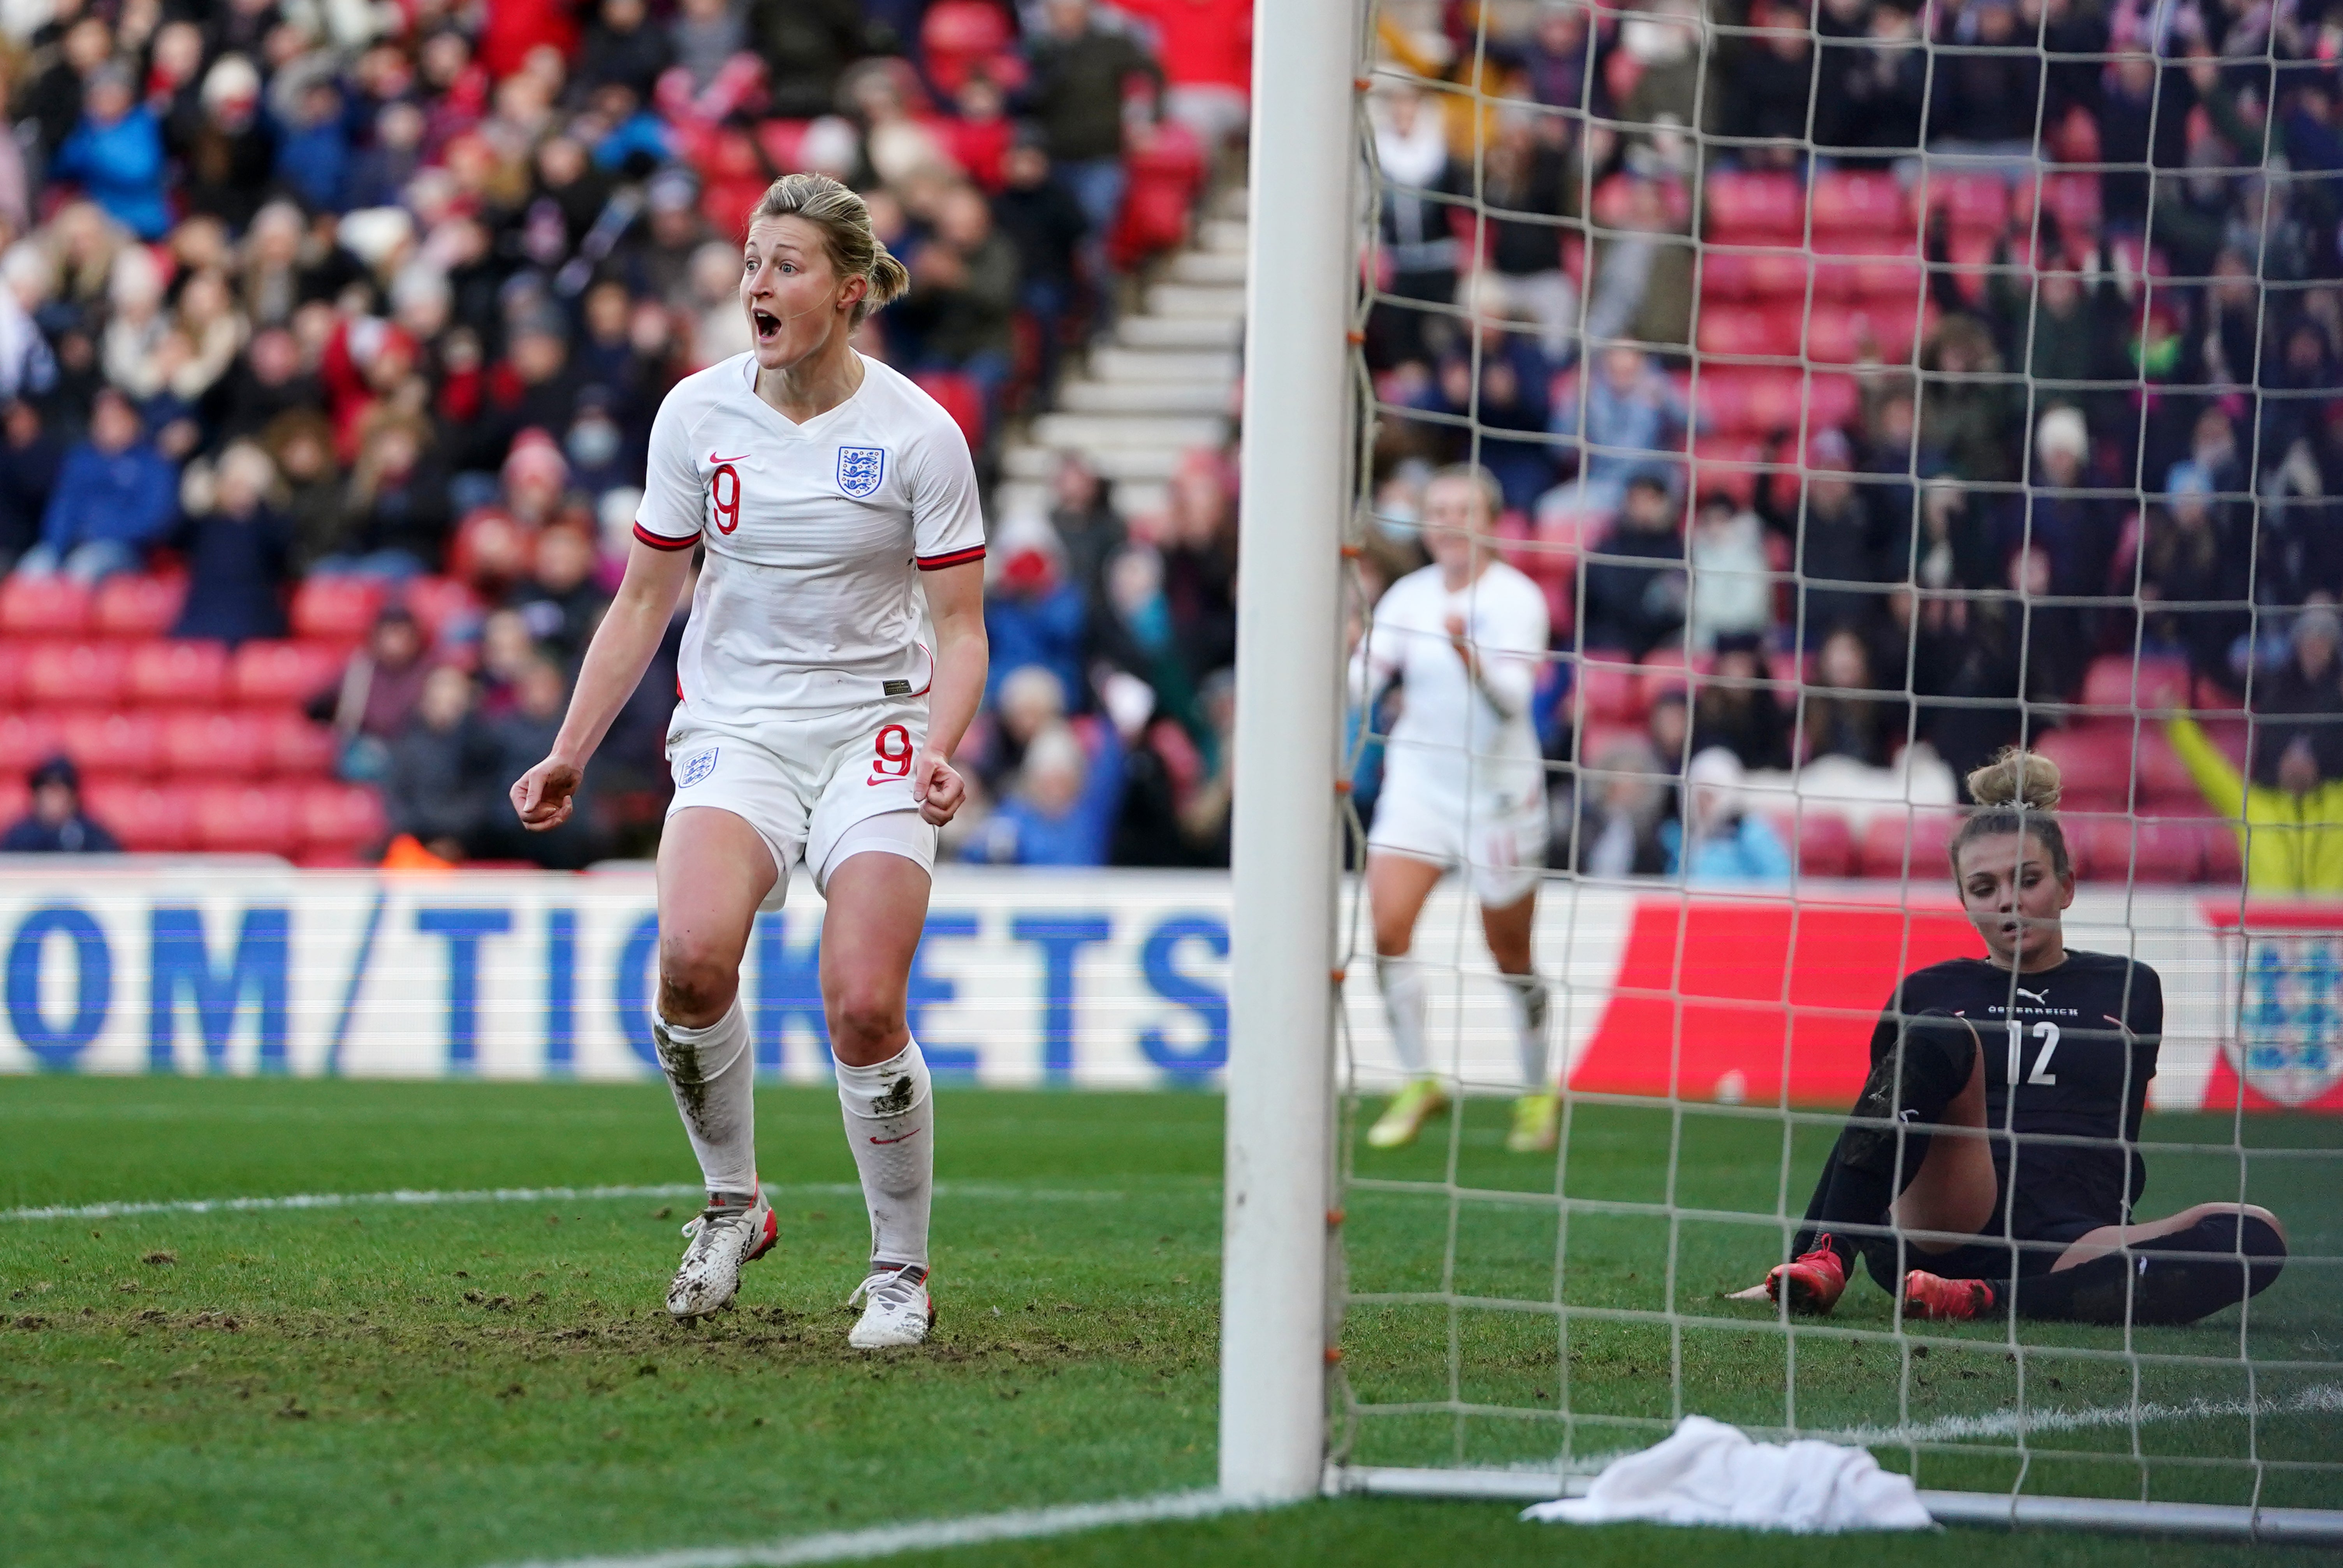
[2013,1214,2286,1325]
[1377,956,1429,1078]
[1498,971,1550,1090]
[835,1038,934,1270]
[654,998,757,1197]
[1791,1009,1975,1275]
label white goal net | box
[1306,0,2343,1531]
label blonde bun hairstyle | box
[1950,746,2071,880]
[746,172,910,327]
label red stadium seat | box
[290,578,389,643]
[1690,368,1859,436]
[2074,814,2206,884]
[1809,172,1913,241]
[1764,810,1855,878]
[0,575,91,635]
[1690,435,1768,507]
[398,576,483,643]
[297,782,388,858]
[256,710,338,776]
[1573,654,1645,724]
[1859,809,1960,878]
[58,709,164,777]
[1925,174,2011,234]
[89,574,186,637]
[125,639,229,704]
[1703,172,1805,241]
[0,776,25,829]
[83,780,195,852]
[1695,305,1799,359]
[910,370,986,451]
[2081,655,2190,713]
[189,782,301,855]
[0,711,65,774]
[159,711,272,778]
[0,639,23,706]
[2135,727,2204,809]
[1799,301,1929,366]
[1812,250,1924,302]
[230,639,348,706]
[920,0,1015,94]
[2032,725,2138,809]
[753,117,811,172]
[20,640,129,706]
[2198,818,2243,884]
[1575,720,1646,766]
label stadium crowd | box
[0,0,1248,870]
[1356,0,2343,889]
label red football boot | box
[1903,1269,1997,1321]
[1765,1238,1849,1315]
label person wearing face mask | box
[1731,749,2287,1326]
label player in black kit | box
[1731,749,2287,1325]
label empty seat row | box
[0,778,386,859]
[0,637,346,707]
[0,709,338,779]
[1704,171,2103,246]
[0,574,480,643]
[1769,808,2243,885]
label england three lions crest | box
[837,445,885,498]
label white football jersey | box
[633,352,986,726]
[1351,560,1551,807]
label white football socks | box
[1499,971,1552,1090]
[1377,955,1429,1079]
[653,997,757,1197]
[835,1037,934,1270]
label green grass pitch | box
[0,1075,2336,1568]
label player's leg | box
[653,804,783,1318]
[817,816,941,1348]
[1738,1011,1989,1314]
[1365,848,1449,1149]
[2003,1203,2288,1325]
[1478,882,1556,1154]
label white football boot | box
[847,1264,935,1348]
[665,1188,777,1319]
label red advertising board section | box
[1567,898,1989,1107]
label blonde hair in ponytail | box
[747,172,910,327]
[1949,746,2072,880]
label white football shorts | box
[1366,776,1551,908]
[664,695,939,910]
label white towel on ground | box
[1521,1415,1937,1533]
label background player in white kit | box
[1351,465,1558,1155]
[511,173,987,1349]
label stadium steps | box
[995,186,1249,524]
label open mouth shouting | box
[751,306,782,344]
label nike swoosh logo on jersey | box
[868,1130,922,1146]
[709,451,749,464]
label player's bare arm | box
[510,537,696,831]
[912,557,987,827]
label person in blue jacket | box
[1660,745,1792,883]
[964,719,1125,866]
[51,65,170,239]
[13,387,178,583]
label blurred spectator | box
[172,443,292,645]
[54,65,170,240]
[323,413,451,579]
[1417,289,1555,511]
[1468,111,1581,360]
[1581,473,1687,656]
[1646,685,1691,774]
[2169,713,2343,894]
[898,183,1019,418]
[0,399,64,573]
[1915,316,2018,484]
[1815,0,1925,162]
[1801,626,1905,767]
[993,133,1089,394]
[2138,462,2245,685]
[385,665,495,863]
[1115,0,1253,150]
[1,757,121,854]
[1159,459,1238,676]
[14,389,177,584]
[511,524,612,670]
[1793,430,1898,651]
[1685,494,1773,652]
[964,719,1126,866]
[1048,453,1124,611]
[746,0,869,119]
[313,607,434,778]
[1024,0,1165,272]
[1567,735,1671,876]
[580,0,675,100]
[2251,606,2343,785]
[1693,631,1792,772]
[1547,346,1690,516]
[483,656,604,868]
[1508,0,1595,114]
[1661,748,1791,882]
[985,522,1090,712]
[1719,1,1817,169]
[1367,83,1463,366]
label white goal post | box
[1222,0,2343,1540]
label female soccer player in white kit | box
[1352,465,1558,1154]
[511,174,987,1348]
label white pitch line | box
[482,1489,1253,1568]
[0,1181,1126,1225]
[1824,1380,2343,1448]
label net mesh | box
[1325,0,2343,1513]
